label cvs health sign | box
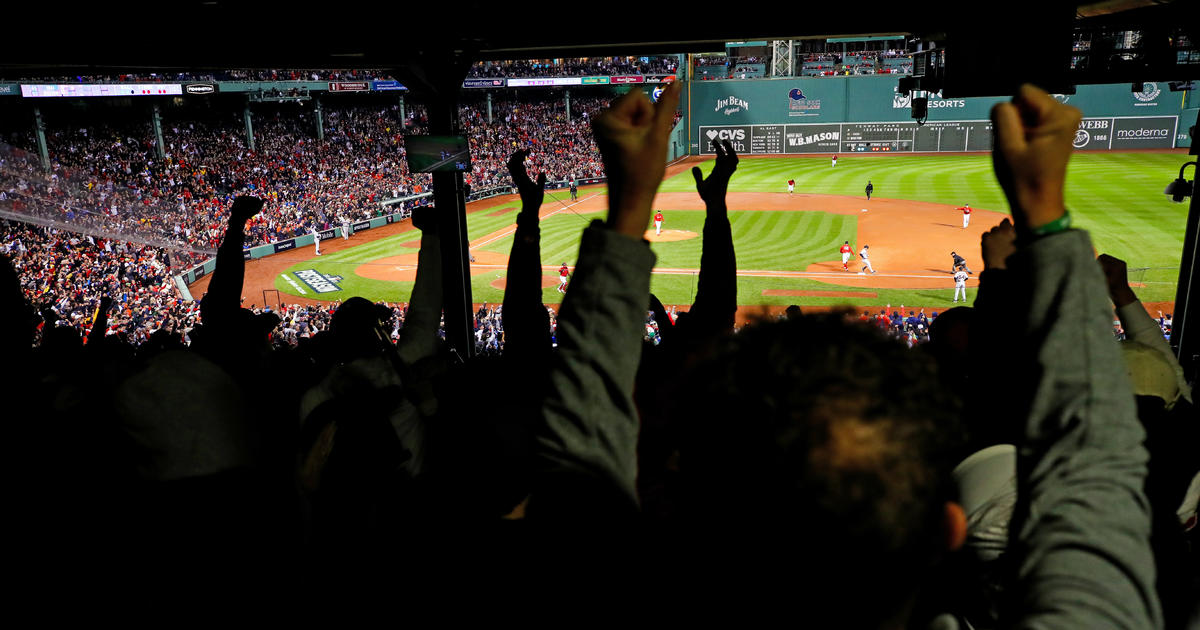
[699,126,750,154]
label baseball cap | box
[952,444,1017,563]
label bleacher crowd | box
[1,94,618,255]
[467,56,678,78]
[8,69,397,84]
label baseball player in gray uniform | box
[342,215,351,240]
[859,245,876,274]
[953,269,969,302]
[312,226,322,255]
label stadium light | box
[1164,161,1195,203]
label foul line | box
[469,193,602,251]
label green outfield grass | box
[278,152,1187,307]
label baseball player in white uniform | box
[312,226,322,255]
[953,269,969,302]
[859,245,876,274]
[341,215,351,240]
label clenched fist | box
[990,84,1081,231]
[592,80,682,238]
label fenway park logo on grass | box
[294,269,343,294]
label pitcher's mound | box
[644,229,698,242]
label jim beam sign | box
[715,96,750,116]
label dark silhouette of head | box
[677,313,963,624]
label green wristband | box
[1030,211,1071,237]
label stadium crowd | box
[0,104,432,254]
[3,82,1196,630]
[2,220,192,347]
[461,95,609,189]
[1,93,620,256]
[8,69,397,83]
[467,56,678,78]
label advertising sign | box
[700,115,1177,155]
[328,82,370,92]
[506,77,583,87]
[698,126,752,154]
[463,78,506,88]
[21,84,183,97]
[785,123,841,153]
[1072,118,1113,150]
[371,80,406,91]
[1110,116,1178,149]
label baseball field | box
[203,150,1189,316]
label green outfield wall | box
[689,77,1192,154]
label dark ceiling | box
[0,0,1194,90]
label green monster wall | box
[689,76,1191,154]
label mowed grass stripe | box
[666,153,1187,271]
[278,152,1185,307]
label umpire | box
[865,180,874,201]
[950,251,973,274]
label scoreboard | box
[842,122,914,152]
[700,117,1176,154]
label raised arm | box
[990,85,1161,629]
[87,296,112,346]
[501,149,552,361]
[200,196,262,324]
[686,139,739,334]
[395,206,443,366]
[532,80,681,517]
[1098,253,1191,404]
